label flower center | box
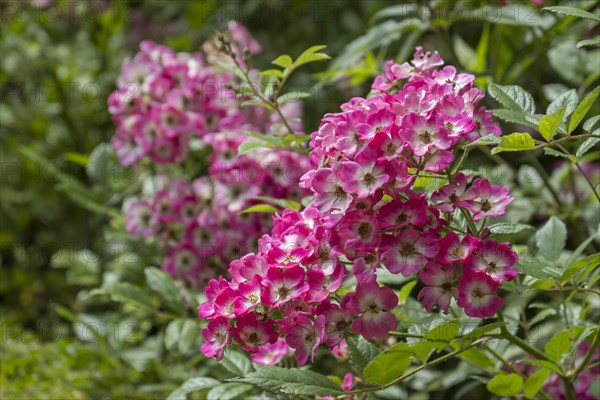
[364,253,376,264]
[246,332,261,345]
[385,142,398,156]
[214,331,225,343]
[334,185,346,198]
[480,199,492,212]
[418,130,432,144]
[318,246,330,261]
[368,303,381,314]
[362,172,376,187]
[472,288,485,299]
[248,293,259,303]
[395,213,408,224]
[399,243,417,257]
[277,286,290,299]
[304,333,315,345]
[357,222,373,239]
[449,193,459,203]
[441,282,452,292]
[451,246,465,259]
[486,261,497,273]
[282,255,297,264]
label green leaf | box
[363,343,414,385]
[293,45,330,68]
[561,254,600,285]
[277,91,311,105]
[524,359,562,374]
[459,347,495,370]
[543,148,576,163]
[347,336,380,371]
[252,196,301,211]
[216,62,248,82]
[584,115,600,131]
[543,6,600,22]
[221,351,253,376]
[545,330,575,362]
[410,341,445,363]
[145,267,184,315]
[228,367,343,396]
[547,89,579,118]
[260,69,284,78]
[207,383,253,400]
[539,108,566,141]
[424,320,460,342]
[398,280,418,303]
[238,141,269,155]
[166,377,220,400]
[535,217,567,262]
[569,87,600,133]
[524,368,550,399]
[576,138,600,158]
[466,134,502,147]
[492,109,540,129]
[491,132,535,154]
[486,373,524,397]
[488,223,535,236]
[178,319,197,354]
[100,282,154,313]
[239,204,278,214]
[64,152,90,166]
[578,37,600,48]
[272,55,293,69]
[488,84,536,114]
[165,319,183,350]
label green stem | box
[555,143,600,204]
[572,327,600,379]
[497,312,548,361]
[459,207,479,236]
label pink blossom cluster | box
[110,22,308,286]
[199,48,518,365]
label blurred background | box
[1,0,598,399]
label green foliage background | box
[1,0,598,399]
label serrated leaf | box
[363,342,414,385]
[228,367,342,396]
[466,134,502,146]
[545,330,575,362]
[539,108,566,141]
[424,320,459,342]
[547,89,579,118]
[272,55,293,69]
[544,148,576,162]
[145,267,184,315]
[178,319,197,354]
[569,87,600,133]
[166,377,220,400]
[487,373,524,397]
[492,109,540,129]
[207,383,253,400]
[577,37,600,48]
[347,336,380,371]
[543,6,600,22]
[491,132,535,154]
[221,351,253,376]
[101,282,154,312]
[239,204,278,214]
[576,138,600,158]
[524,368,550,399]
[488,84,536,114]
[536,217,567,262]
[488,223,535,235]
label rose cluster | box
[199,48,518,365]
[109,22,308,287]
